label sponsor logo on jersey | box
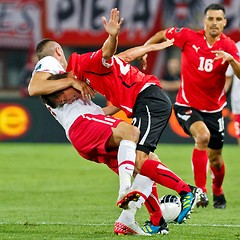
[192,45,200,52]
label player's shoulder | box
[219,34,240,53]
[166,27,195,35]
[41,56,58,63]
[33,56,63,75]
[220,33,236,44]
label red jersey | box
[166,27,240,112]
[66,50,161,117]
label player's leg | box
[114,173,153,236]
[132,87,199,226]
[68,114,140,208]
[189,120,210,207]
[206,111,226,209]
[114,151,168,235]
[108,121,141,209]
[208,148,226,209]
[173,105,209,207]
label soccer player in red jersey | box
[29,8,201,235]
[64,21,201,234]
[142,3,240,209]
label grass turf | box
[0,143,240,239]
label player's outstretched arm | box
[116,39,174,63]
[141,29,168,70]
[102,8,123,60]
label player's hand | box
[102,8,123,37]
[67,71,96,101]
[139,54,148,70]
[212,50,234,64]
[153,38,174,51]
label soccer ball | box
[159,195,181,223]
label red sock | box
[210,162,225,196]
[144,182,162,226]
[140,159,191,195]
[191,148,208,192]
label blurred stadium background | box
[0,0,239,144]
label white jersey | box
[226,41,240,114]
[32,56,104,139]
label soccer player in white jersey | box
[226,41,240,145]
[142,3,240,209]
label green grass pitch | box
[0,143,240,239]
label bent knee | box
[195,132,210,147]
[122,123,140,143]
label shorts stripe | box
[139,105,151,145]
[83,115,115,126]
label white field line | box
[0,222,239,228]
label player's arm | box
[102,105,120,115]
[116,39,174,62]
[28,71,74,96]
[101,8,123,60]
[141,29,168,70]
[29,71,95,100]
[144,29,168,45]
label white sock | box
[131,174,154,208]
[117,175,154,224]
[117,201,138,224]
[118,140,136,194]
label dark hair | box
[36,38,55,60]
[40,73,68,108]
[204,3,225,15]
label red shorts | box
[234,114,240,138]
[68,114,122,173]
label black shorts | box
[132,85,172,154]
[173,105,224,149]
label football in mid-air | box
[159,194,181,223]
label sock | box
[191,148,208,192]
[117,201,138,225]
[144,182,163,226]
[118,140,136,194]
[140,159,191,195]
[210,161,225,196]
[131,174,154,204]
